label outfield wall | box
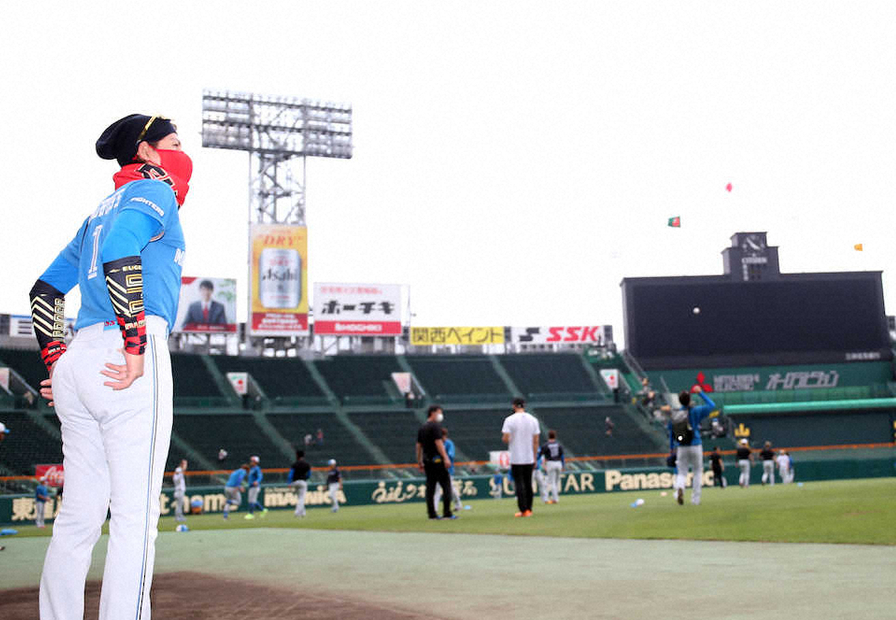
[2,456,893,525]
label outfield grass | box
[9,478,895,544]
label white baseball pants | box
[738,459,751,487]
[534,469,549,503]
[247,486,261,507]
[762,461,775,485]
[40,317,172,620]
[780,466,792,483]
[433,474,462,512]
[329,482,340,511]
[35,500,47,527]
[291,480,308,516]
[173,492,185,522]
[675,445,703,505]
[545,461,562,502]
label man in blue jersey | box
[31,113,192,619]
[245,455,268,519]
[663,386,717,506]
[223,464,250,520]
[34,478,51,529]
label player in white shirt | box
[501,398,540,517]
[172,459,187,523]
[776,450,793,483]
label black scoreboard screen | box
[622,274,891,369]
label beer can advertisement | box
[250,225,309,335]
[175,277,238,333]
[313,283,402,336]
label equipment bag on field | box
[671,408,694,446]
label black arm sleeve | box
[29,279,67,371]
[103,255,147,355]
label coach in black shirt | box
[416,405,455,520]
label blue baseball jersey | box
[248,465,263,486]
[39,179,185,332]
[35,484,49,501]
[667,392,717,449]
[226,468,248,488]
[444,438,456,475]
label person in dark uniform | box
[736,439,753,488]
[415,405,455,520]
[760,441,776,485]
[326,459,342,512]
[708,446,726,488]
[288,449,312,517]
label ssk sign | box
[511,326,609,345]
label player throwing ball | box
[32,114,192,619]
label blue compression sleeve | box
[40,252,79,294]
[693,392,718,422]
[100,209,161,263]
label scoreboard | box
[621,234,891,369]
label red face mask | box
[113,149,193,207]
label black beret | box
[96,114,177,166]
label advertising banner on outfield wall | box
[249,225,309,336]
[313,283,402,336]
[175,277,237,333]
[510,326,611,345]
[2,459,894,524]
[410,327,505,346]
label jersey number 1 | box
[86,224,104,280]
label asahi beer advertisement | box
[313,283,402,336]
[249,225,309,336]
[175,277,237,333]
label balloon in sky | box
[726,183,733,192]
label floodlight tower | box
[201,90,353,225]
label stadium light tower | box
[201,90,353,224]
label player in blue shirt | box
[223,464,250,520]
[34,479,51,529]
[245,456,268,519]
[33,114,192,619]
[663,386,717,506]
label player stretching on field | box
[760,441,776,486]
[32,114,191,619]
[663,386,717,506]
[327,459,342,512]
[539,430,565,504]
[245,455,267,519]
[223,464,249,519]
[173,459,188,523]
[736,439,753,487]
[288,449,312,517]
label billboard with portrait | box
[175,277,237,333]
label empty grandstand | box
[406,356,509,404]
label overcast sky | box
[2,2,894,346]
